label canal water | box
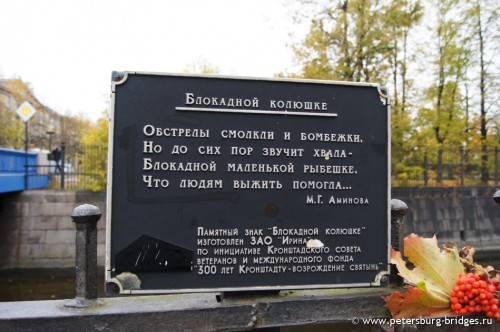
[0,268,105,302]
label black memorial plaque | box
[106,72,390,294]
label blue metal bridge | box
[0,148,49,193]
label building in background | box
[0,78,64,151]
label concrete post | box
[65,204,102,308]
[390,199,408,287]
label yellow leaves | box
[80,115,109,191]
[396,234,464,298]
[384,234,465,318]
[384,285,454,318]
[82,117,108,146]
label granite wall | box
[393,187,500,251]
[0,187,498,268]
[0,190,106,268]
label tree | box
[0,78,80,151]
[384,0,423,115]
[0,79,34,149]
[465,0,499,183]
[59,113,92,149]
[290,0,425,183]
[382,0,424,180]
[417,0,471,183]
[0,96,23,149]
[292,0,392,82]
[81,116,108,147]
[80,115,109,191]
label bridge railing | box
[0,147,48,193]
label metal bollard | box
[390,199,408,287]
[494,190,500,205]
[65,204,102,308]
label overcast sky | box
[1,0,302,121]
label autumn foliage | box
[384,234,500,321]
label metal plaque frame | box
[106,72,391,295]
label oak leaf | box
[458,245,499,279]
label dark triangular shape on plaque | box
[115,235,193,272]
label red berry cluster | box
[450,273,500,320]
